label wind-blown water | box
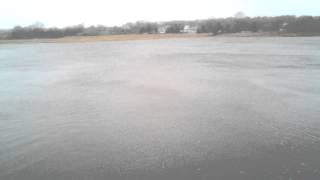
[1,37,320,180]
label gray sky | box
[0,0,319,28]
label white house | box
[158,26,168,34]
[181,25,197,33]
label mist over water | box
[1,37,320,180]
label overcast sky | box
[0,0,319,29]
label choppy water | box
[1,37,320,180]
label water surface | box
[1,37,320,180]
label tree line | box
[1,15,320,39]
[197,16,320,35]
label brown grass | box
[0,33,211,44]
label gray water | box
[1,37,320,180]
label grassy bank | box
[1,33,318,44]
[0,33,211,44]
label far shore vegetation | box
[1,13,320,42]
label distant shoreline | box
[215,32,320,37]
[0,34,211,44]
[0,33,319,44]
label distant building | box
[181,25,197,33]
[280,22,289,33]
[158,26,168,34]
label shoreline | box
[0,33,319,44]
[215,32,320,37]
[0,33,211,44]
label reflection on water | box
[1,37,320,180]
